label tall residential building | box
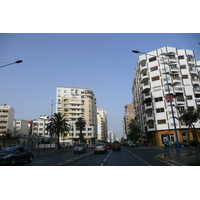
[124,103,135,137]
[97,108,108,141]
[56,87,97,145]
[132,46,200,146]
[0,105,15,136]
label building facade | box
[132,46,200,146]
[107,131,116,143]
[0,105,15,136]
[97,108,108,142]
[56,87,97,145]
[32,115,49,137]
[123,103,135,138]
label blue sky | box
[0,33,200,138]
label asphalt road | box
[14,146,168,166]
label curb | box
[155,154,185,166]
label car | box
[94,143,107,154]
[112,143,121,151]
[130,143,137,148]
[74,143,87,154]
[106,143,112,149]
[171,142,188,148]
[91,144,96,149]
[0,146,33,165]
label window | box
[156,108,164,113]
[155,97,163,102]
[180,65,186,69]
[157,119,166,124]
[149,57,157,62]
[186,96,192,100]
[88,133,92,136]
[150,66,158,72]
[182,75,188,79]
[178,55,184,59]
[152,76,160,81]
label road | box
[15,146,168,166]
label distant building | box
[97,108,108,141]
[108,131,116,143]
[14,120,30,135]
[56,87,97,145]
[123,103,135,138]
[0,105,15,136]
[32,115,49,137]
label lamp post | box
[132,49,180,160]
[0,60,23,69]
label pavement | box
[154,146,200,166]
[31,146,200,166]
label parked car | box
[171,142,188,148]
[0,146,33,165]
[74,143,87,154]
[130,143,137,148]
[112,143,121,151]
[106,143,112,149]
[94,143,107,154]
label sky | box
[0,33,200,139]
[1,0,200,198]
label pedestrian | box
[163,139,168,149]
[168,140,172,150]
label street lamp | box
[0,60,23,69]
[132,49,181,159]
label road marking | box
[53,151,93,166]
[126,149,152,166]
[100,151,112,166]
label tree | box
[179,108,200,161]
[3,129,12,147]
[46,113,70,149]
[127,119,141,141]
[75,117,86,143]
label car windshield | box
[95,143,105,146]
[75,144,84,147]
[1,146,18,153]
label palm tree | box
[46,113,70,149]
[75,117,86,143]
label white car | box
[93,143,107,154]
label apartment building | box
[0,105,15,136]
[97,108,108,141]
[132,46,200,146]
[56,87,97,145]
[14,120,30,135]
[123,103,135,137]
[32,115,49,137]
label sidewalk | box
[156,146,200,166]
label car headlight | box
[3,154,13,159]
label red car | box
[106,143,112,149]
[112,143,121,151]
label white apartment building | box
[97,108,108,141]
[14,120,30,135]
[0,105,15,136]
[132,46,200,146]
[108,131,116,143]
[56,87,97,145]
[32,115,49,137]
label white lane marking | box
[126,149,152,166]
[100,151,112,166]
[53,151,93,166]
